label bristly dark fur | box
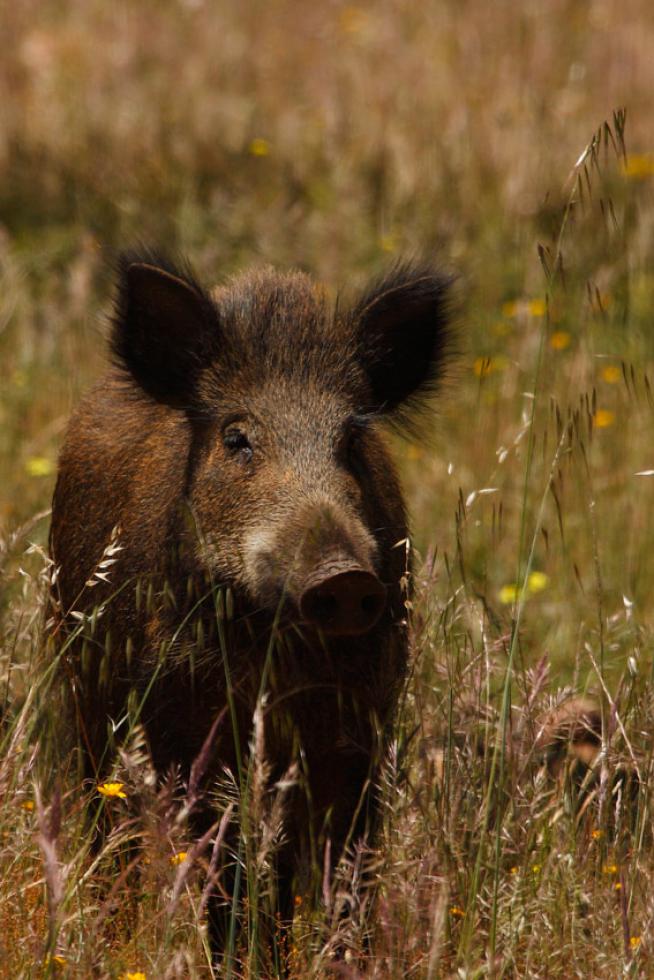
[110,247,221,407]
[351,258,458,440]
[109,249,458,438]
[113,246,209,297]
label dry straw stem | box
[34,784,65,959]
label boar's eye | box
[338,417,366,469]
[223,427,253,465]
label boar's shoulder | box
[51,372,192,606]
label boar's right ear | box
[111,253,218,407]
[353,261,456,429]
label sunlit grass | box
[1,1,654,976]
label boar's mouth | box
[298,562,387,637]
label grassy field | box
[2,1,654,976]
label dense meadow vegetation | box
[1,1,654,976]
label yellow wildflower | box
[25,456,54,477]
[499,584,519,605]
[528,298,547,317]
[550,331,571,351]
[501,298,546,318]
[621,154,654,179]
[449,905,465,918]
[120,973,147,980]
[379,232,398,253]
[499,573,547,605]
[44,955,66,969]
[532,864,542,874]
[614,882,622,891]
[593,409,615,428]
[510,866,518,875]
[602,863,618,874]
[248,138,270,157]
[170,851,188,866]
[97,781,127,799]
[591,829,603,840]
[630,936,641,949]
[601,365,621,384]
[527,571,549,593]
[21,800,35,811]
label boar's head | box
[111,253,454,637]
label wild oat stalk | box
[34,784,65,963]
[477,111,631,968]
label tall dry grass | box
[1,1,654,976]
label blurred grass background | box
[2,1,654,975]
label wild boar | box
[49,249,455,945]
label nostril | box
[303,590,338,624]
[361,592,384,617]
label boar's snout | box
[300,560,386,636]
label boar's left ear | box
[111,252,219,407]
[353,261,456,426]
